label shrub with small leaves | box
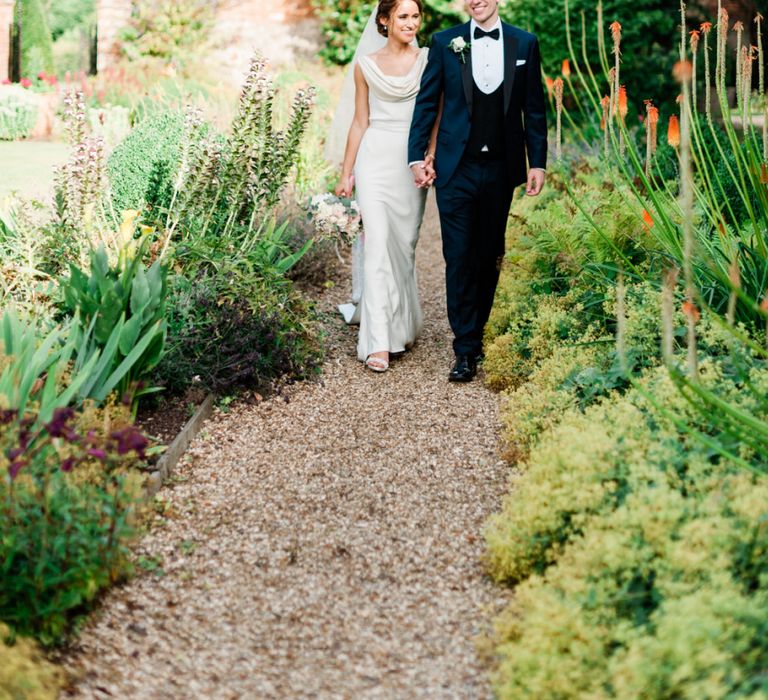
[107,109,186,215]
[155,271,322,395]
[0,405,147,644]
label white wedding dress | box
[354,48,429,361]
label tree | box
[15,0,55,76]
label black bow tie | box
[473,26,500,40]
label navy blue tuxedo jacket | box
[408,21,548,188]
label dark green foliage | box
[500,0,678,111]
[107,110,186,214]
[15,0,55,76]
[315,0,466,65]
[0,407,146,645]
[156,271,322,395]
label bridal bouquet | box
[306,193,362,246]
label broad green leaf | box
[95,321,163,402]
[118,313,143,357]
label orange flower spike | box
[618,86,628,119]
[700,21,712,34]
[682,300,701,323]
[667,115,680,148]
[760,291,768,313]
[545,76,555,98]
[689,30,700,52]
[673,60,693,83]
[642,209,654,230]
[562,59,571,78]
[610,21,622,47]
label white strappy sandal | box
[364,355,389,372]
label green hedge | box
[107,110,186,215]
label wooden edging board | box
[144,393,215,498]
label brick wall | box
[96,0,133,72]
[0,0,14,83]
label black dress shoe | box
[449,354,477,382]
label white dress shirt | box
[470,18,504,94]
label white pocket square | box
[516,59,527,66]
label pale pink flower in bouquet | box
[307,193,363,247]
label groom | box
[408,0,547,382]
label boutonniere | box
[449,36,471,64]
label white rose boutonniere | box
[449,36,470,64]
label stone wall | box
[0,0,14,83]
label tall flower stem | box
[616,271,627,374]
[716,6,729,113]
[554,78,564,161]
[601,95,610,159]
[661,267,678,364]
[701,22,713,126]
[678,58,698,378]
[756,14,766,159]
[734,21,744,111]
[690,30,699,110]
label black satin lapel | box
[459,27,473,116]
[503,33,518,114]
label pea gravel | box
[61,195,511,699]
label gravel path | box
[62,195,510,699]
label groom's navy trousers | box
[436,155,514,357]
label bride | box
[334,0,433,373]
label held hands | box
[525,168,545,197]
[410,155,436,189]
[335,173,355,198]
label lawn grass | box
[0,140,70,201]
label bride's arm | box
[335,63,369,197]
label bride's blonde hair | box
[376,0,423,37]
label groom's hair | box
[376,0,423,37]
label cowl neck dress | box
[354,47,429,361]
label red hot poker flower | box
[667,115,680,148]
[690,30,700,51]
[642,209,654,230]
[618,86,628,119]
[610,21,622,48]
[682,300,701,323]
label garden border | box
[145,393,215,497]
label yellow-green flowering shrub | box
[486,353,768,698]
[0,625,61,699]
[486,360,768,584]
[499,344,600,461]
[491,471,768,699]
